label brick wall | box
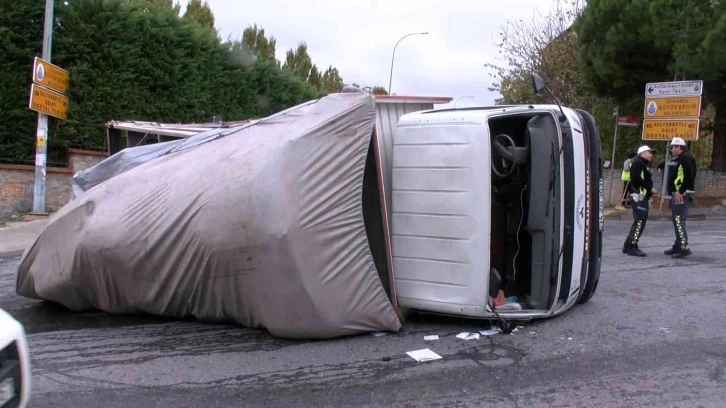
[0,149,106,218]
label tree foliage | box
[486,0,647,163]
[575,0,726,170]
[321,66,343,94]
[371,86,388,95]
[486,0,587,105]
[281,42,344,94]
[0,0,322,164]
[282,42,314,82]
[182,0,214,29]
[241,24,276,61]
[0,0,55,163]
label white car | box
[0,308,30,408]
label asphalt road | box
[1,219,725,408]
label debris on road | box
[456,332,480,340]
[423,335,439,341]
[406,348,442,362]
[479,328,502,336]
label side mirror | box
[531,73,546,94]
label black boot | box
[664,245,678,256]
[672,248,692,258]
[622,242,630,254]
[627,245,647,257]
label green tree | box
[486,0,586,105]
[0,0,55,164]
[575,0,726,170]
[241,24,276,61]
[486,0,643,160]
[0,0,321,166]
[321,66,343,93]
[182,0,214,30]
[371,86,388,95]
[282,42,314,81]
[308,65,322,91]
[147,0,181,15]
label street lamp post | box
[454,96,474,108]
[388,32,428,95]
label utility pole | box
[32,0,55,214]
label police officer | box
[665,137,697,258]
[622,145,656,257]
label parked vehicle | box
[389,74,603,325]
[0,308,31,408]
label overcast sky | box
[201,0,551,108]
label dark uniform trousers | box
[671,194,694,251]
[626,197,649,247]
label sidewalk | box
[0,218,49,254]
[604,205,726,221]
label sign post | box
[29,0,69,214]
[641,80,703,209]
[607,107,619,207]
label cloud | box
[203,0,553,107]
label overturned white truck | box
[16,78,604,339]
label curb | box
[605,213,708,221]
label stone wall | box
[0,149,106,218]
[604,168,726,207]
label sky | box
[199,0,553,109]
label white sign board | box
[645,80,703,97]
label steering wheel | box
[491,133,518,178]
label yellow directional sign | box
[642,119,699,141]
[644,96,701,118]
[29,84,69,120]
[32,57,70,94]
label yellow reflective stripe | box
[675,165,684,188]
[639,170,647,195]
[631,219,644,245]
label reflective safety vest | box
[621,159,632,181]
[638,170,647,195]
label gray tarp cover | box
[16,91,402,339]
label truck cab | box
[389,97,603,320]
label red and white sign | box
[617,115,639,127]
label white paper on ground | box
[456,332,480,340]
[479,328,501,336]
[406,349,443,362]
[423,335,439,341]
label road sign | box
[642,119,699,141]
[644,96,701,118]
[32,57,69,94]
[645,80,703,97]
[28,84,69,120]
[617,115,639,127]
